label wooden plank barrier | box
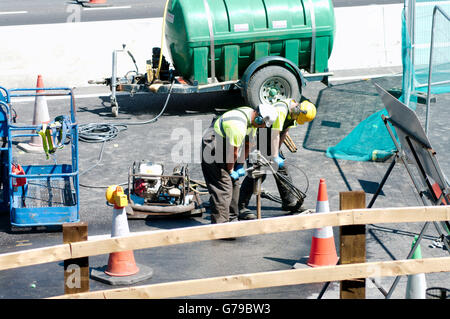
[0,206,449,272]
[0,205,449,299]
[51,256,450,299]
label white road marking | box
[0,11,28,15]
[10,91,148,103]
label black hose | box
[78,80,175,144]
[78,123,127,143]
[78,80,175,188]
[255,154,308,204]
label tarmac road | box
[0,69,448,301]
[0,0,163,26]
[0,0,447,305]
[0,0,404,26]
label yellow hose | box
[156,0,170,80]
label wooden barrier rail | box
[0,205,450,299]
[51,256,450,299]
[1,205,449,272]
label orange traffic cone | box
[17,75,50,153]
[104,198,139,277]
[91,186,153,285]
[307,179,339,267]
[81,0,111,7]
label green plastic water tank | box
[165,0,335,85]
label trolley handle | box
[0,86,10,103]
[0,101,12,120]
[10,171,79,179]
[9,87,77,123]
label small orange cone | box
[91,186,153,285]
[17,75,50,153]
[307,178,339,267]
[105,186,139,277]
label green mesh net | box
[325,2,450,162]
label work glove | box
[273,155,285,169]
[229,170,240,181]
[235,163,246,177]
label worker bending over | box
[238,98,317,220]
[201,105,278,224]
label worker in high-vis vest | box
[201,104,278,225]
[238,98,317,220]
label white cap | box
[258,104,278,127]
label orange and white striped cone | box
[17,75,50,153]
[307,178,339,267]
[90,186,153,285]
[104,204,140,277]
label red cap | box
[317,178,328,202]
[36,75,44,93]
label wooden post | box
[63,222,89,294]
[339,191,366,299]
[256,177,262,219]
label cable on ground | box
[78,80,174,188]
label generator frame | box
[126,162,205,219]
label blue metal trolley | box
[0,86,79,227]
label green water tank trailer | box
[164,0,335,106]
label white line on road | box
[10,91,149,103]
[83,6,132,11]
[0,11,28,15]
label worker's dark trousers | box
[238,163,302,211]
[201,127,240,224]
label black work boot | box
[238,207,257,220]
[238,175,257,220]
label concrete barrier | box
[0,4,404,88]
[329,4,403,71]
[0,18,163,88]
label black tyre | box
[245,65,301,108]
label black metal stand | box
[371,114,450,298]
[367,154,398,209]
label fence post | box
[63,222,89,295]
[339,191,366,299]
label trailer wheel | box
[245,65,301,108]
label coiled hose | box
[78,80,174,188]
